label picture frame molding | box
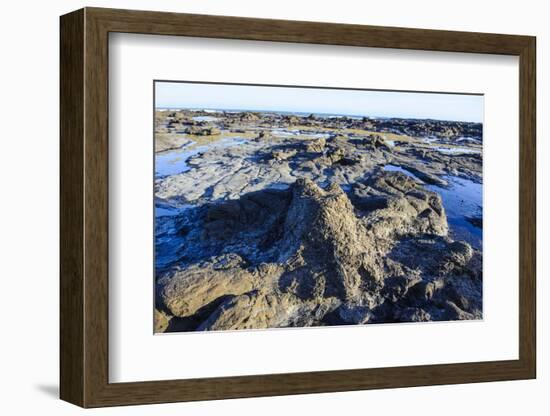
[60,7,536,408]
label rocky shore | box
[154,109,483,332]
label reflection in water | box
[155,138,247,178]
[155,142,201,177]
[383,164,482,249]
[426,177,482,249]
[192,116,219,122]
[383,164,424,183]
[432,147,481,155]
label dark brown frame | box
[60,7,536,408]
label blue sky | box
[155,81,483,123]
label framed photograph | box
[60,7,536,408]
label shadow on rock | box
[155,171,482,332]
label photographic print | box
[154,81,483,333]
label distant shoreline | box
[154,107,483,125]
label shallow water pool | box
[192,116,219,122]
[383,164,482,249]
[432,146,481,155]
[383,164,424,183]
[426,176,482,249]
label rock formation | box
[156,172,481,332]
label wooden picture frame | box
[60,7,536,408]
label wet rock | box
[401,165,448,187]
[367,170,418,194]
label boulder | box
[161,254,258,317]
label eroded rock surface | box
[154,109,483,332]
